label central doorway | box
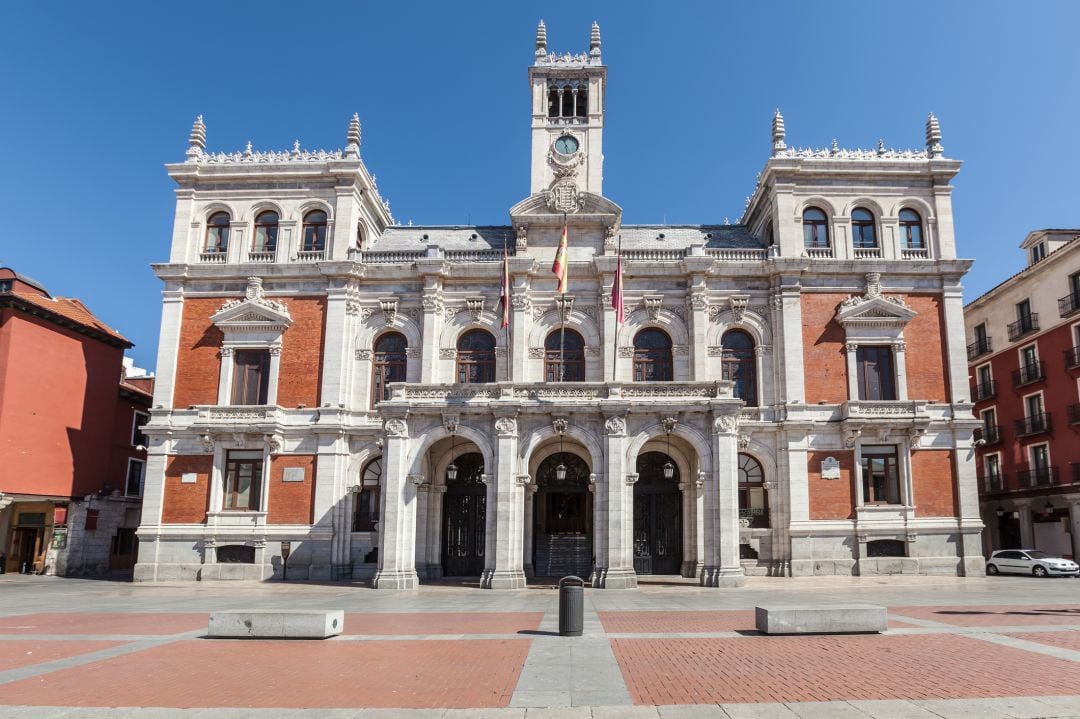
[533,452,592,578]
[441,452,486,577]
[633,451,682,575]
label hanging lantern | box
[556,462,568,481]
[446,462,458,482]
[663,459,675,480]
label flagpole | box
[559,212,566,382]
[504,238,511,383]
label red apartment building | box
[965,231,1080,558]
[0,268,153,575]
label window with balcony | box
[968,322,992,360]
[371,332,407,405]
[252,211,279,254]
[972,364,995,401]
[1013,344,1044,386]
[1069,324,1080,369]
[632,328,673,382]
[851,208,878,249]
[978,407,1000,445]
[131,411,149,447]
[983,454,1002,491]
[456,329,496,384]
[738,453,769,528]
[856,346,896,400]
[1024,444,1055,487]
[722,330,757,406]
[802,207,829,248]
[899,209,924,248]
[125,458,145,497]
[1008,299,1038,340]
[1016,393,1051,436]
[231,350,270,405]
[353,457,381,532]
[223,451,263,511]
[1060,272,1080,318]
[544,329,585,382]
[301,210,327,253]
[204,212,230,253]
[862,445,901,505]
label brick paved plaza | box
[3,575,1080,718]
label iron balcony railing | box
[1014,412,1052,437]
[967,337,993,360]
[971,380,997,402]
[1059,292,1080,318]
[1068,404,1080,426]
[1066,345,1080,369]
[975,424,1002,445]
[983,473,1004,492]
[1018,466,1060,488]
[1007,313,1040,341]
[1011,361,1045,387]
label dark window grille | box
[544,329,585,382]
[633,329,673,381]
[1014,412,1052,437]
[456,329,496,384]
[1017,466,1059,487]
[867,539,906,557]
[1007,312,1039,341]
[967,337,992,360]
[974,424,1002,445]
[971,380,996,402]
[1011,361,1045,387]
[1065,345,1080,369]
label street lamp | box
[447,429,458,482]
[663,418,675,480]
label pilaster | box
[702,412,745,587]
[373,418,419,589]
[312,428,349,580]
[595,414,636,588]
[153,287,185,409]
[420,279,442,383]
[319,280,355,407]
[482,415,526,589]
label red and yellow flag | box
[612,239,625,325]
[552,221,568,294]
[499,243,511,329]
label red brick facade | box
[807,451,855,520]
[268,455,317,524]
[801,294,849,405]
[161,455,212,524]
[911,450,957,517]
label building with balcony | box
[0,269,153,575]
[966,229,1080,559]
[135,22,984,588]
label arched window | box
[738,454,769,528]
[301,210,328,252]
[548,86,560,118]
[456,329,496,384]
[899,209,924,248]
[545,329,585,382]
[722,329,757,406]
[356,223,365,249]
[252,211,278,253]
[633,329,673,381]
[353,457,381,531]
[802,207,829,248]
[575,85,588,117]
[372,332,407,406]
[851,208,877,248]
[205,212,231,253]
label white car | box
[986,549,1079,577]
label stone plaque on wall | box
[181,473,197,484]
[282,467,306,483]
[821,457,841,480]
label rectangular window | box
[1031,444,1050,472]
[1025,393,1044,417]
[125,459,145,497]
[131,411,149,447]
[223,451,263,511]
[230,350,270,405]
[861,445,901,505]
[1031,243,1047,264]
[984,454,1000,488]
[1016,299,1033,323]
[1021,344,1038,369]
[856,346,896,400]
[977,364,992,387]
[974,322,987,344]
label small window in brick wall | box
[84,509,100,531]
[866,539,906,557]
[217,545,256,564]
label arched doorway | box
[633,451,682,575]
[441,452,485,577]
[533,452,592,578]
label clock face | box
[554,135,579,155]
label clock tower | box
[529,21,606,201]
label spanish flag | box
[552,218,568,294]
[612,236,625,325]
[499,243,510,329]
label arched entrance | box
[633,451,682,575]
[533,452,592,578]
[441,452,485,577]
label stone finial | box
[590,21,601,57]
[925,112,943,158]
[186,115,206,160]
[346,113,361,158]
[771,109,786,156]
[535,20,547,57]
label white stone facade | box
[135,24,984,588]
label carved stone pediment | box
[508,191,623,229]
[211,278,292,331]
[835,295,916,329]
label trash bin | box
[558,575,585,637]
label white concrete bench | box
[755,604,886,634]
[208,610,344,639]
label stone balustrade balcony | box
[384,380,737,409]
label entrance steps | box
[534,534,591,578]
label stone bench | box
[755,604,886,635]
[208,610,344,639]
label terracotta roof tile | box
[6,291,131,345]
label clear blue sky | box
[2,2,1078,369]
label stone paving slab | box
[0,613,209,635]
[342,611,544,635]
[0,639,126,671]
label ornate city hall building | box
[135,23,984,588]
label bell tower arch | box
[529,21,606,198]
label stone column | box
[776,282,805,403]
[510,279,530,382]
[373,418,419,589]
[482,416,526,589]
[595,415,636,588]
[702,412,745,587]
[602,276,618,382]
[687,285,708,382]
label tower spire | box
[186,115,206,160]
[535,20,547,58]
[590,21,601,58]
[925,112,943,158]
[346,113,361,158]
[771,109,786,156]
